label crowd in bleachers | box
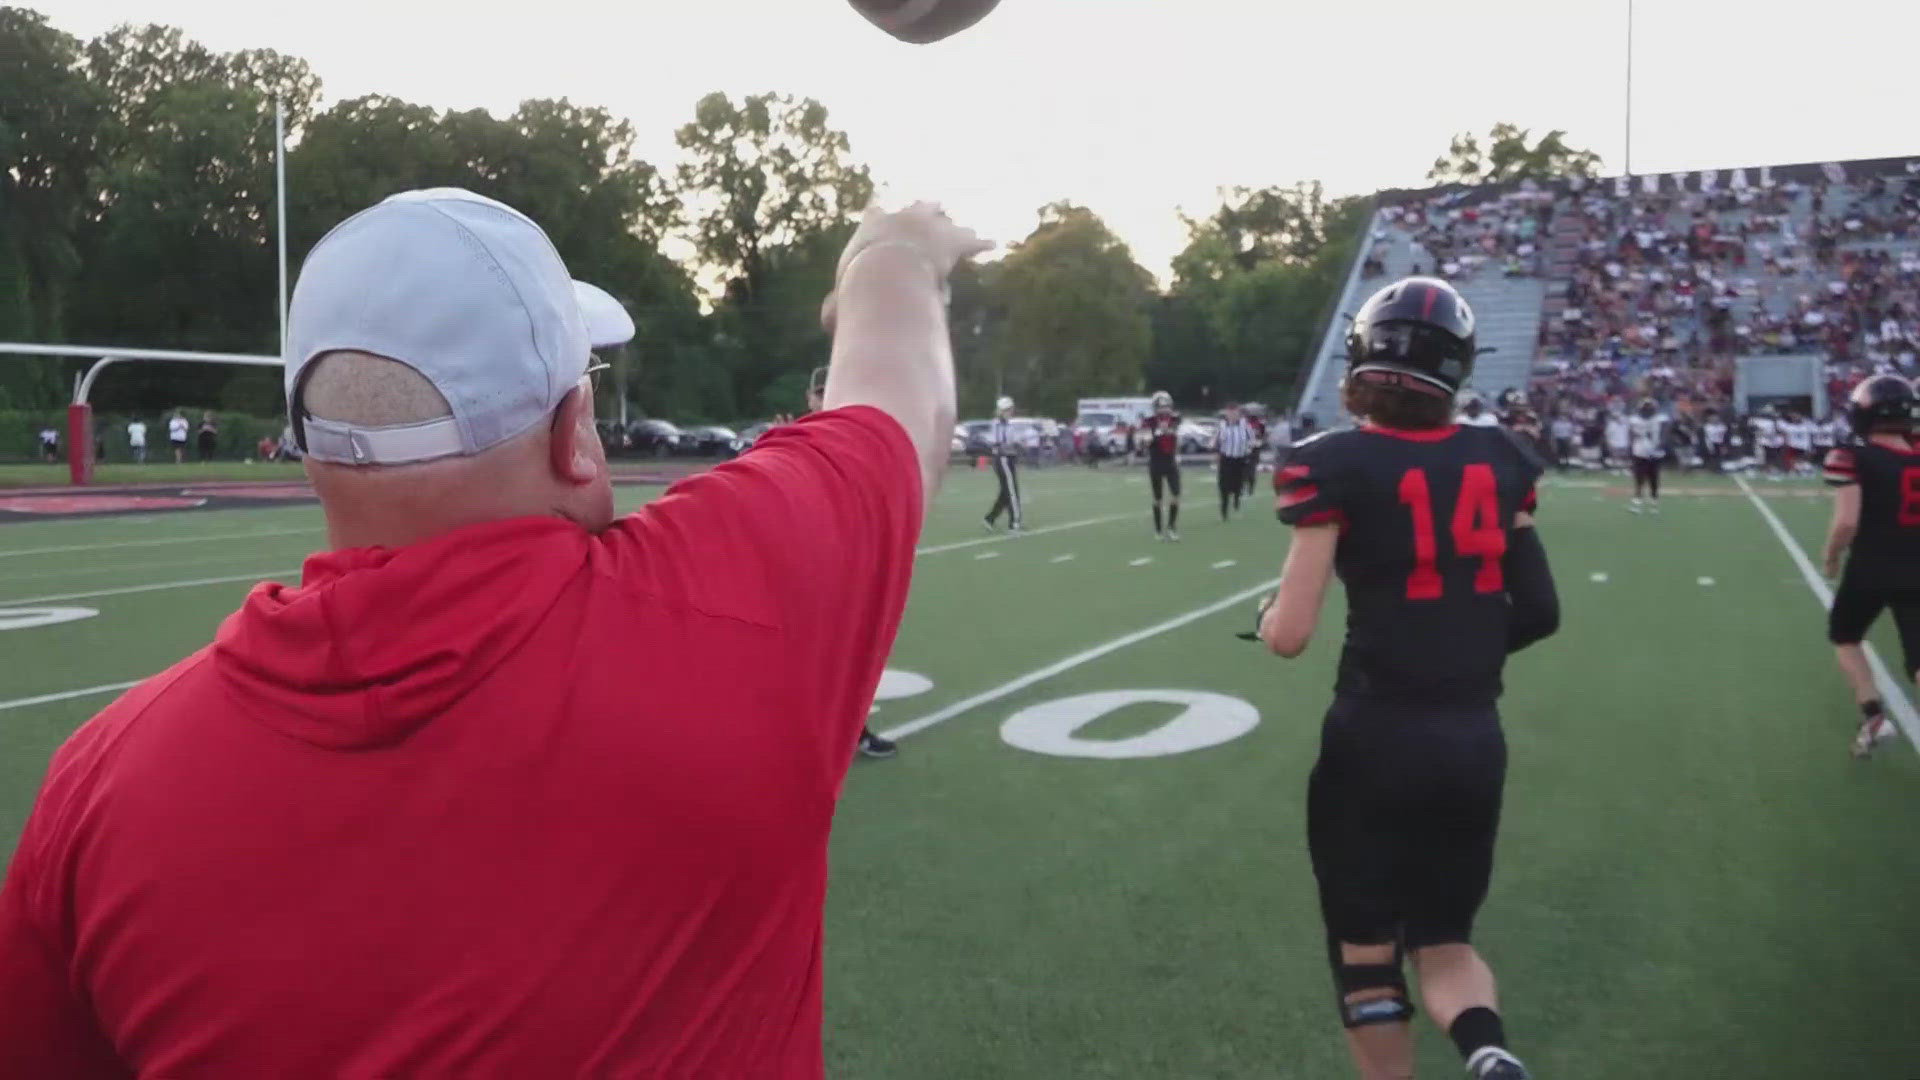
[1364,191,1554,281]
[1532,166,1920,423]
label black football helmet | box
[1636,398,1657,419]
[1848,374,1919,437]
[1345,276,1477,396]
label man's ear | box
[549,385,600,486]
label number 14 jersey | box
[1277,424,1543,708]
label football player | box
[1820,375,1920,757]
[1627,398,1666,513]
[1266,276,1558,1080]
[1139,390,1183,540]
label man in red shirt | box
[0,190,984,1078]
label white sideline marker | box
[1697,576,1715,587]
[1211,560,1237,570]
[1050,554,1076,564]
[1590,572,1609,583]
[1129,557,1153,567]
[0,680,142,713]
[974,551,1001,561]
[880,578,1279,742]
[1736,475,1920,751]
[915,514,1126,556]
[0,526,317,560]
[2,570,296,607]
[0,517,1128,607]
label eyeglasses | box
[583,361,611,393]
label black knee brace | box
[1329,937,1415,1028]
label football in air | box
[847,0,1004,43]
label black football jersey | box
[1824,440,1920,587]
[1140,413,1181,459]
[1277,424,1544,707]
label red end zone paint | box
[0,495,207,515]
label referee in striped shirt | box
[1216,402,1255,521]
[983,395,1024,532]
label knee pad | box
[1329,938,1415,1029]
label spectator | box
[0,190,985,1077]
[196,411,219,462]
[256,434,280,462]
[169,410,190,463]
[38,423,58,462]
[127,417,148,464]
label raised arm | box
[821,203,990,510]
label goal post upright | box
[0,344,283,485]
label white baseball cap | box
[285,188,636,465]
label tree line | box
[0,6,1599,424]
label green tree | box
[0,7,108,407]
[983,202,1154,418]
[673,92,872,417]
[1427,122,1602,186]
[1153,187,1368,410]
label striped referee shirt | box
[1216,419,1253,459]
[991,419,1014,456]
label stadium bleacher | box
[1296,156,1920,428]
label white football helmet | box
[1151,390,1173,412]
[995,395,1015,413]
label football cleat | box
[1166,530,1181,542]
[1466,1047,1531,1079]
[1851,716,1897,758]
[982,518,998,533]
[858,729,898,759]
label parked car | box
[626,418,685,457]
[960,419,996,455]
[1072,410,1129,453]
[1182,418,1219,453]
[736,421,775,448]
[680,425,739,457]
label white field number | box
[999,689,1260,759]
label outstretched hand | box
[822,202,992,331]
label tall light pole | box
[275,97,290,355]
[1623,0,1635,177]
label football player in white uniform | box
[1628,399,1667,513]
[1752,408,1784,474]
[1700,409,1729,474]
[1783,412,1815,474]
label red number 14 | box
[1398,465,1506,600]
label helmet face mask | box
[1345,276,1477,396]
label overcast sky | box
[36,0,1920,282]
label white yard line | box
[1050,554,1077,564]
[1129,557,1153,567]
[0,527,317,559]
[973,551,1001,561]
[1211,559,1238,570]
[1735,475,1920,749]
[879,579,1277,742]
[0,680,143,713]
[914,514,1127,556]
[1,571,293,606]
[1589,572,1609,583]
